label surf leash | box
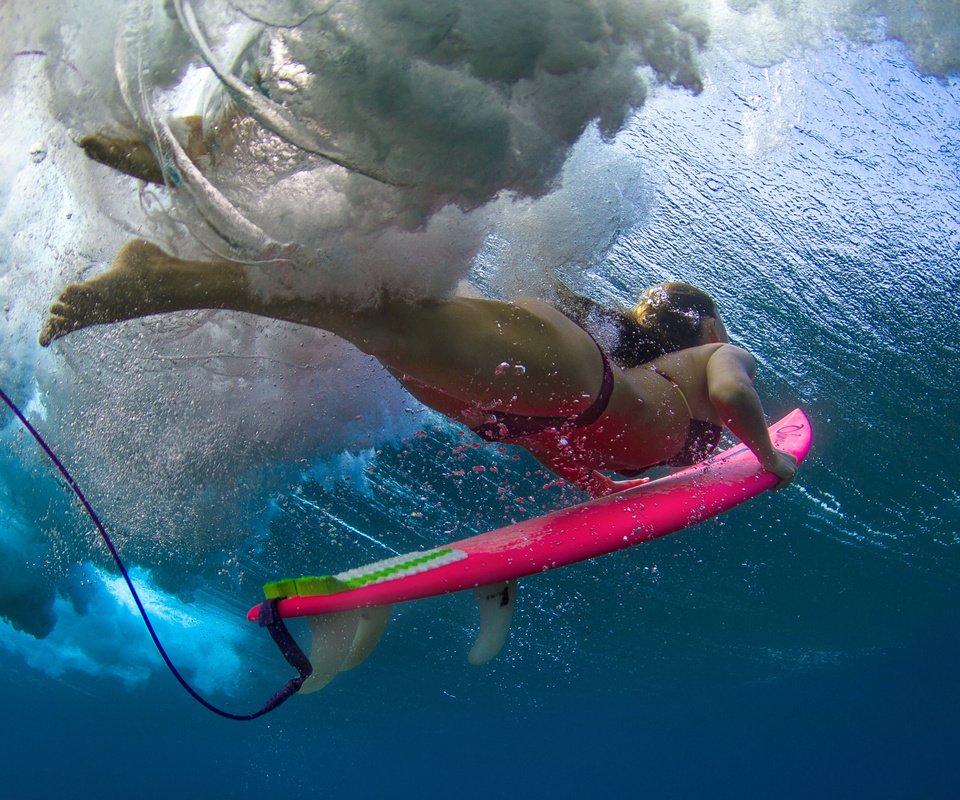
[0,386,312,720]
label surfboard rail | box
[250,408,811,620]
[246,409,810,688]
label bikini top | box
[648,365,723,467]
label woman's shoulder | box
[622,344,748,389]
[702,342,755,369]
[649,342,730,370]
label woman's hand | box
[582,471,651,498]
[763,451,798,490]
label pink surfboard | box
[247,409,811,690]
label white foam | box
[0,565,248,692]
[0,0,694,573]
[704,0,960,77]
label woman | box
[39,241,798,496]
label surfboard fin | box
[340,605,392,672]
[300,605,392,693]
[468,580,517,666]
[301,610,360,693]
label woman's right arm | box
[705,345,797,488]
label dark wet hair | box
[556,281,718,368]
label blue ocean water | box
[2,3,960,798]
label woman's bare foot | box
[39,239,176,346]
[78,132,166,184]
[78,116,206,184]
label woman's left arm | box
[705,345,797,488]
[533,453,649,498]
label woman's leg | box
[40,240,605,415]
[39,239,363,344]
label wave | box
[1,0,958,674]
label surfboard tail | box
[298,580,516,692]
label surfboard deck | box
[250,408,811,620]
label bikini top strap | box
[649,364,693,420]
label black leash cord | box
[0,386,311,720]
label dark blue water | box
[3,617,959,797]
[2,19,960,800]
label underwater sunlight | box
[1,1,959,797]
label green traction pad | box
[263,547,468,600]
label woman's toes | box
[48,301,73,317]
[39,315,69,347]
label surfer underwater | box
[39,193,797,496]
[31,0,799,500]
